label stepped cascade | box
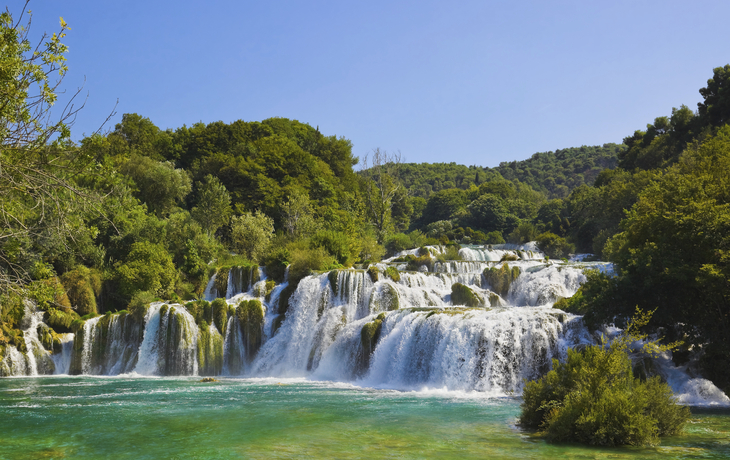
[1,244,727,404]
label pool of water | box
[0,376,728,459]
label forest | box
[1,4,729,405]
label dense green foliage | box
[559,66,730,394]
[520,312,690,446]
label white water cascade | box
[2,242,728,405]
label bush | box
[519,310,690,446]
[128,290,156,323]
[405,254,434,272]
[483,263,520,297]
[263,245,290,283]
[113,241,178,301]
[310,230,357,266]
[229,211,274,263]
[451,283,482,307]
[61,266,100,316]
[484,231,505,244]
[536,232,574,259]
[385,266,400,283]
[288,246,339,284]
[384,233,412,256]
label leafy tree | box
[229,211,274,263]
[360,148,404,241]
[280,189,318,238]
[120,154,192,217]
[191,174,232,237]
[420,188,468,225]
[0,6,89,293]
[467,194,514,233]
[112,241,178,301]
[698,64,730,127]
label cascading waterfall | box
[2,248,728,404]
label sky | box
[14,0,730,168]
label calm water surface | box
[0,376,728,459]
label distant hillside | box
[393,143,624,199]
[495,143,624,198]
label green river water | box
[0,376,728,459]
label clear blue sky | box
[16,0,730,167]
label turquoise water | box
[1,377,729,459]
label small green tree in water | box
[519,308,690,446]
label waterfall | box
[132,303,198,376]
[3,258,727,404]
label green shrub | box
[384,233,412,256]
[519,310,690,446]
[128,291,156,323]
[483,263,521,297]
[406,254,434,272]
[44,308,81,334]
[451,283,482,307]
[536,232,574,259]
[288,246,338,284]
[385,266,400,283]
[310,230,357,266]
[484,231,505,244]
[61,266,99,316]
[263,246,290,283]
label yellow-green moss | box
[61,266,99,316]
[451,283,483,308]
[367,266,379,283]
[211,298,228,334]
[483,263,521,297]
[385,266,400,282]
[236,299,265,363]
[214,267,230,298]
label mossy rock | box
[483,263,521,297]
[367,266,379,283]
[44,308,81,334]
[236,299,265,363]
[451,283,483,308]
[328,270,341,296]
[361,316,384,356]
[369,283,400,312]
[272,314,285,336]
[385,266,400,283]
[214,267,230,298]
[278,283,297,315]
[184,299,210,326]
[211,298,229,334]
[0,323,27,353]
[264,280,276,301]
[500,253,519,262]
[197,325,224,376]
